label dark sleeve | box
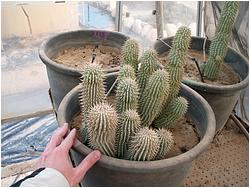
[10,168,45,187]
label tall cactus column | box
[203,1,240,80]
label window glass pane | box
[79,1,116,30]
[122,1,157,50]
[163,1,197,37]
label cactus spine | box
[117,64,136,82]
[116,110,141,159]
[116,78,139,114]
[122,39,139,71]
[126,127,160,161]
[137,49,158,96]
[165,26,191,100]
[79,63,106,143]
[203,1,240,80]
[154,97,188,128]
[156,129,174,160]
[139,69,170,127]
[87,103,118,157]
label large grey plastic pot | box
[39,29,128,111]
[154,36,249,132]
[57,83,215,186]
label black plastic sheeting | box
[1,113,58,166]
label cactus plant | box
[121,39,139,71]
[165,26,191,100]
[116,110,141,158]
[78,29,192,161]
[139,69,170,127]
[137,49,158,96]
[126,127,160,161]
[79,63,106,143]
[203,1,240,80]
[87,103,118,157]
[154,97,188,128]
[117,64,136,82]
[156,129,174,160]
[116,78,139,114]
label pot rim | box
[154,36,249,94]
[39,29,128,76]
[58,83,216,173]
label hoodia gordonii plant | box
[79,63,106,143]
[139,69,170,127]
[203,1,240,80]
[165,26,191,100]
[116,78,139,114]
[126,127,160,161]
[117,64,136,82]
[87,103,118,157]
[116,109,141,158]
[121,39,139,71]
[154,97,188,128]
[137,49,158,97]
[156,129,174,160]
[79,32,189,160]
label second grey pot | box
[57,83,215,186]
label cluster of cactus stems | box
[203,1,240,80]
[78,27,191,161]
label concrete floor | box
[1,33,54,120]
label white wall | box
[1,1,79,39]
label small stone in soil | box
[180,145,189,153]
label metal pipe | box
[230,113,249,140]
[115,1,123,32]
[196,1,203,36]
[155,1,164,39]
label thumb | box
[74,150,101,182]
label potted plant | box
[57,29,216,186]
[154,1,248,132]
[39,29,129,111]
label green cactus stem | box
[87,103,118,157]
[156,129,174,160]
[154,96,188,128]
[122,39,139,72]
[117,64,136,82]
[137,49,158,96]
[79,63,106,143]
[165,26,191,100]
[116,110,141,159]
[139,69,170,127]
[116,78,139,114]
[203,1,240,80]
[126,127,160,161]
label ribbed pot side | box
[39,29,128,111]
[57,83,215,186]
[154,36,249,132]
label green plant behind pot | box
[122,39,139,72]
[203,1,240,80]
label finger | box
[74,150,101,181]
[59,128,76,151]
[44,123,68,152]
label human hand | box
[37,123,101,186]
